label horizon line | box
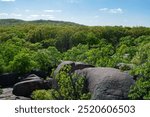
[0,18,150,28]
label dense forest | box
[0,19,150,100]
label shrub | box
[31,65,91,100]
[128,62,150,100]
[31,89,59,100]
[55,65,91,100]
[128,77,150,100]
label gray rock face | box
[54,61,94,77]
[13,78,57,97]
[76,67,134,100]
[0,88,30,100]
[74,62,94,70]
[21,74,41,81]
[0,73,19,87]
[0,88,14,99]
[54,61,74,77]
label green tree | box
[71,31,87,46]
[56,28,74,52]
[63,44,89,62]
[34,46,61,72]
[9,50,36,74]
[0,40,22,65]
[41,38,57,48]
[131,42,150,65]
[87,32,99,47]
[129,62,150,100]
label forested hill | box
[0,19,81,26]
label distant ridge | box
[0,19,82,26]
[0,19,24,25]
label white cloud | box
[0,13,8,16]
[41,14,55,19]
[99,8,108,11]
[0,0,15,2]
[43,10,62,13]
[11,13,22,17]
[41,14,53,17]
[26,15,40,20]
[109,8,123,14]
[26,14,55,20]
[30,14,39,17]
[99,8,123,14]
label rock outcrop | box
[13,78,57,97]
[0,61,135,100]
[21,74,41,81]
[0,73,19,87]
[54,61,94,77]
[0,88,30,100]
[76,67,135,100]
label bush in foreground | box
[31,89,59,100]
[128,62,150,100]
[32,65,91,100]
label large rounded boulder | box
[12,78,57,97]
[0,73,19,87]
[54,61,94,77]
[76,67,134,100]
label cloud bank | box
[99,8,123,14]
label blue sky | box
[0,0,150,26]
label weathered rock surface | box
[0,70,47,88]
[0,88,30,100]
[54,61,94,77]
[0,61,135,100]
[29,70,47,79]
[13,78,57,97]
[76,67,134,100]
[0,73,19,87]
[21,74,41,81]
